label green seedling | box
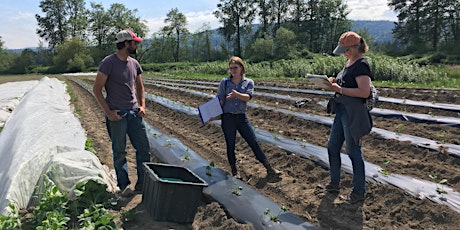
[183,154,190,161]
[429,174,448,195]
[273,134,280,140]
[206,162,215,176]
[437,179,448,195]
[232,184,243,196]
[300,137,307,147]
[121,208,136,222]
[436,131,446,145]
[165,139,172,147]
[379,159,390,176]
[264,206,287,223]
[396,124,404,135]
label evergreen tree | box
[162,8,189,62]
[214,0,257,58]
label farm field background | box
[1,73,460,229]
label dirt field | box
[60,74,460,229]
[27,74,460,229]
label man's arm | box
[93,71,120,121]
[135,74,146,117]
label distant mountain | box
[352,20,395,44]
[5,47,38,54]
[206,20,395,47]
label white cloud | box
[2,11,42,49]
[145,10,220,35]
[346,0,397,21]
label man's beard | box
[128,47,137,55]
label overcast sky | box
[0,0,397,49]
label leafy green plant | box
[379,159,390,176]
[68,179,111,218]
[165,139,172,147]
[77,204,116,229]
[0,203,22,230]
[0,156,116,229]
[32,177,69,227]
[85,138,96,154]
[263,206,287,223]
[36,211,70,230]
[206,162,215,176]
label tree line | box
[0,0,459,75]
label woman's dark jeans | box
[327,104,366,195]
[221,113,267,165]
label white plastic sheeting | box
[0,77,115,215]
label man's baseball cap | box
[333,31,361,55]
[115,29,143,43]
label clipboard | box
[198,96,223,124]
[305,74,332,89]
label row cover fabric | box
[0,80,38,127]
[0,77,116,215]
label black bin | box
[142,162,208,223]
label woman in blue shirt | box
[217,56,281,178]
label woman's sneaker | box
[324,183,340,192]
[342,192,365,204]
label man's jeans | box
[221,113,267,165]
[106,109,150,190]
[327,104,366,194]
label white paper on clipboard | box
[198,96,223,124]
[305,74,332,89]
